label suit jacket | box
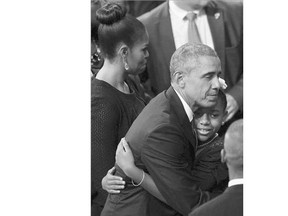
[189,184,243,216]
[138,0,243,110]
[101,87,211,216]
[127,0,165,17]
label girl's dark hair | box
[95,2,146,59]
[218,89,227,111]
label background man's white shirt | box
[169,0,214,50]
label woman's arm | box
[115,138,167,203]
[91,98,120,197]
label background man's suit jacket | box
[123,87,210,216]
[189,184,243,216]
[138,0,243,110]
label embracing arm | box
[115,138,167,203]
[140,124,210,215]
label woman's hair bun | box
[96,2,127,25]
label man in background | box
[138,0,243,127]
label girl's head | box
[194,90,228,143]
[95,2,149,75]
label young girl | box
[190,90,229,192]
[102,90,229,197]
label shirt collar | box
[228,178,244,187]
[169,0,206,20]
[174,88,194,122]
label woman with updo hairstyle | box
[91,2,149,215]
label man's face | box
[183,56,221,109]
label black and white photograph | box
[91,1,243,215]
[1,0,288,216]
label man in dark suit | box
[138,0,243,125]
[189,119,243,216]
[101,43,223,216]
[126,0,165,17]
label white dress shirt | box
[228,178,244,187]
[169,0,214,50]
[174,88,193,122]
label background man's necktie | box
[186,12,202,44]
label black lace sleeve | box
[91,97,120,204]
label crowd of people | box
[91,1,243,216]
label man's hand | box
[225,93,239,123]
[101,167,125,194]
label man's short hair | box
[224,119,243,169]
[170,43,219,81]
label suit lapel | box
[158,2,176,68]
[206,5,226,78]
[166,87,197,151]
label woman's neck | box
[96,60,129,93]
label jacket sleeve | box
[191,145,228,192]
[141,123,211,215]
[227,73,243,111]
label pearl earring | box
[124,62,129,70]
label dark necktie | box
[186,12,202,44]
[191,120,198,149]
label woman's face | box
[126,32,149,75]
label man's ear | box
[221,149,226,163]
[173,71,185,88]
